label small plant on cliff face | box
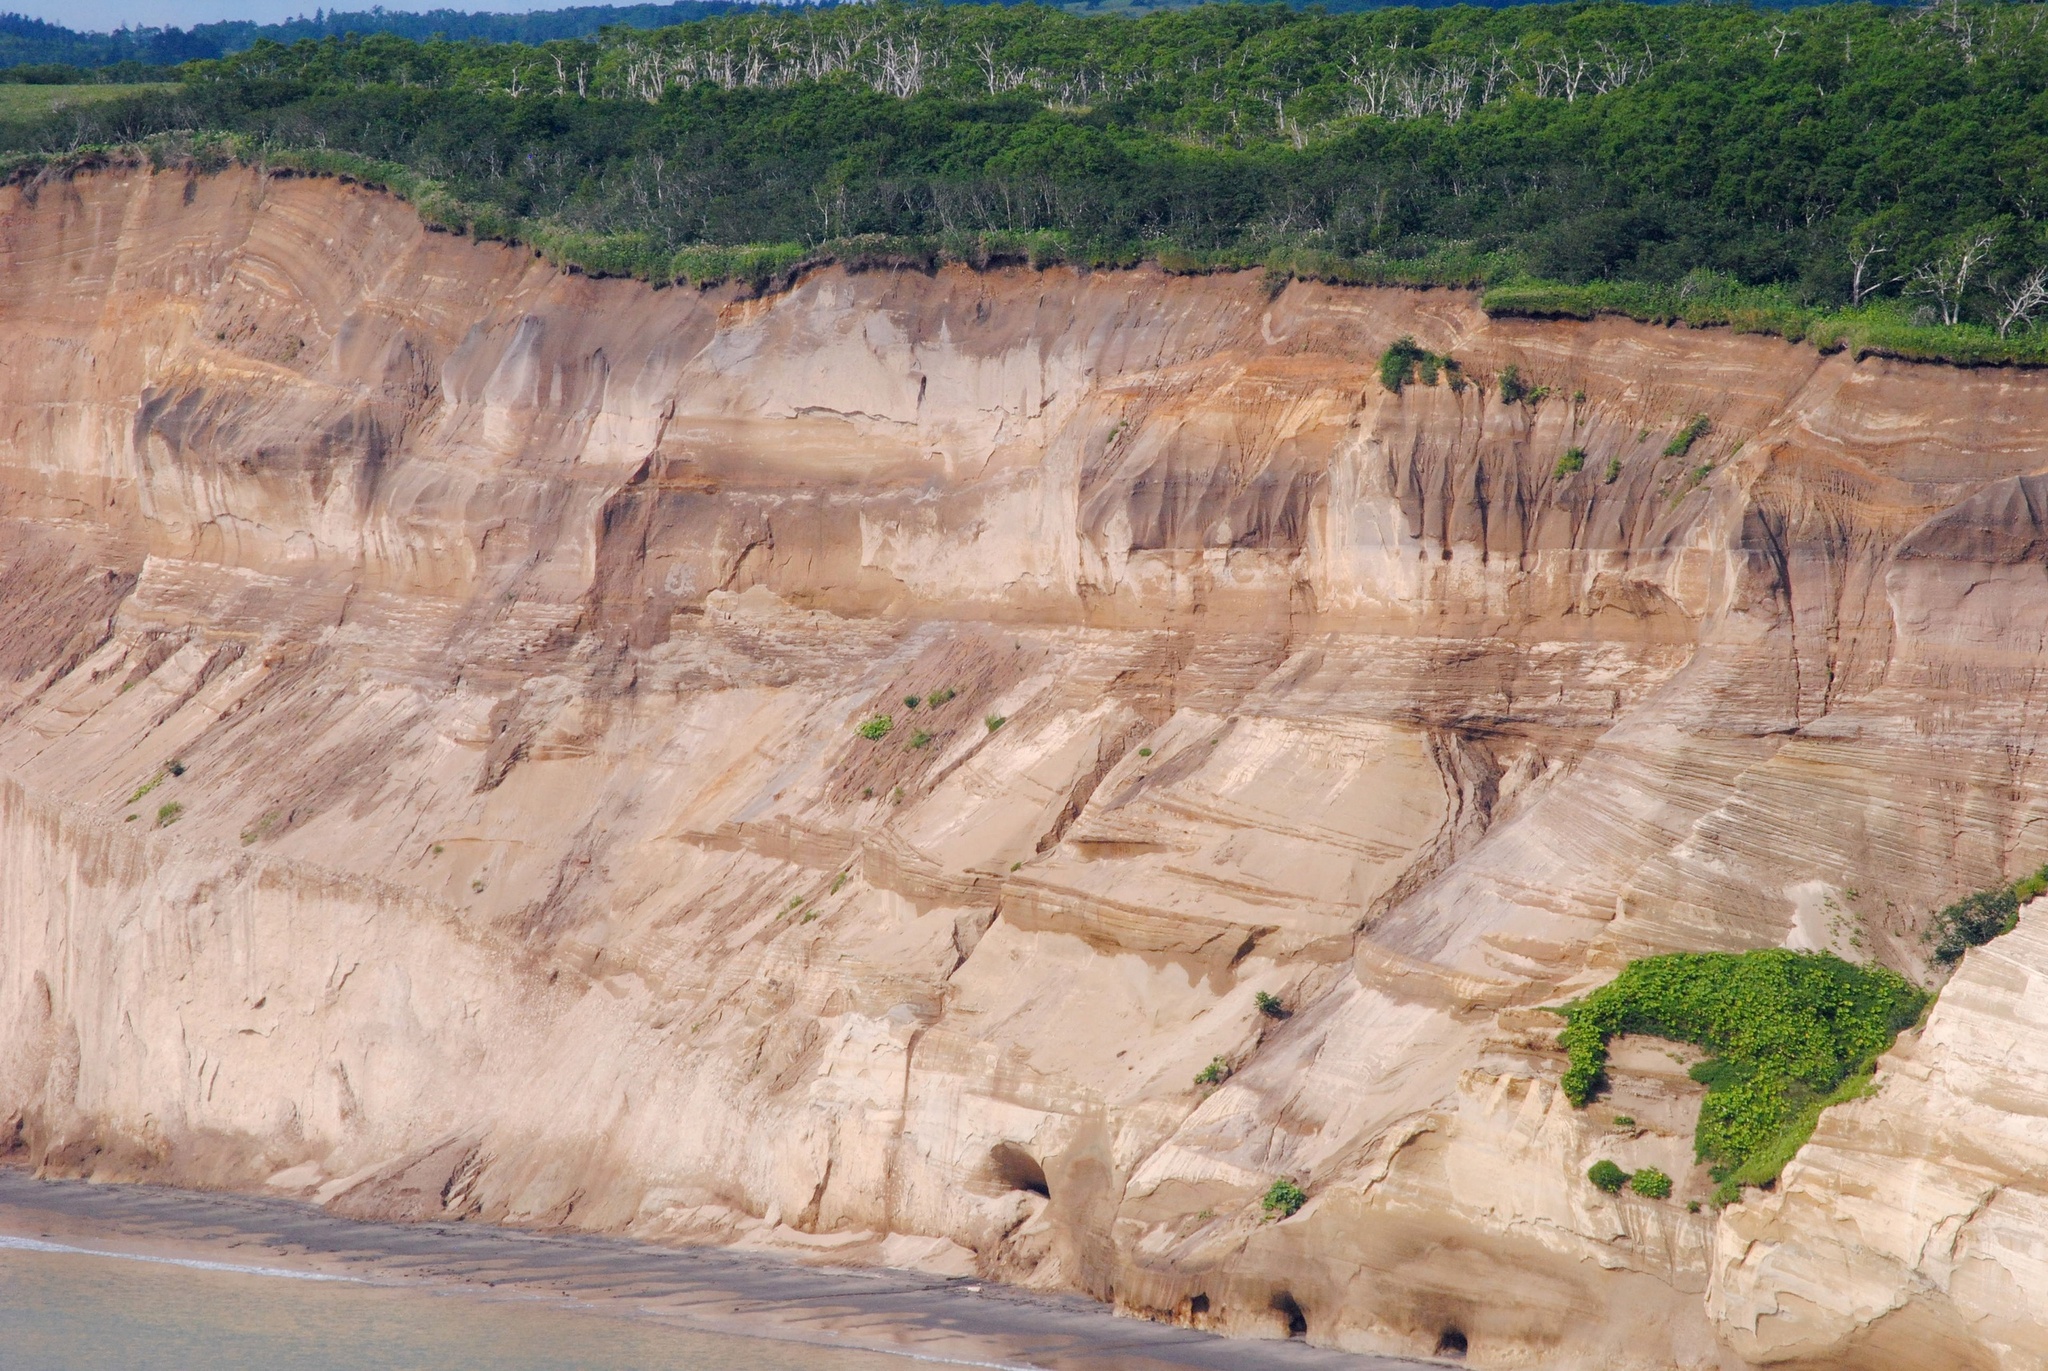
[1554,447,1586,478]
[1588,1160,1631,1194]
[1138,746,1154,757]
[1929,865,2048,962]
[927,687,956,706]
[166,759,186,777]
[830,872,849,895]
[909,729,934,749]
[1195,1056,1231,1086]
[985,714,1007,733]
[1262,1177,1307,1219]
[125,774,162,805]
[1604,455,1623,484]
[1497,364,1530,404]
[857,715,894,740]
[155,801,183,827]
[1610,1114,1636,1128]
[1254,991,1288,1019]
[1556,950,1926,1204]
[1663,414,1711,457]
[1630,1167,1673,1199]
[903,695,922,710]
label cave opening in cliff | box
[1271,1291,1308,1338]
[988,1142,1049,1197]
[1435,1327,1468,1359]
[1188,1293,1209,1320]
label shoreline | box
[0,1169,1430,1371]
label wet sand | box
[0,1170,1434,1371]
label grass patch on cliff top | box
[1557,949,1926,1206]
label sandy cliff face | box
[3,165,2048,1369]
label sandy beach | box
[0,1170,1434,1371]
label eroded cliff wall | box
[3,165,2048,1369]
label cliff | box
[2,164,2047,1369]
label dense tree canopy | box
[9,2,2048,346]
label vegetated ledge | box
[11,132,2048,371]
[1555,948,1934,1209]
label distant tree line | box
[0,2,763,73]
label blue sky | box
[16,0,560,32]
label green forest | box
[9,1,2048,363]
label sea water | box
[0,1241,913,1371]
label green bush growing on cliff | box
[155,800,183,827]
[1929,865,2048,963]
[1629,1166,1672,1199]
[1194,1055,1230,1086]
[857,715,893,740]
[1379,337,1460,394]
[1262,1177,1307,1219]
[1557,950,1926,1205]
[1587,1159,1630,1194]
[1497,365,1530,404]
[1379,337,1424,392]
[1663,415,1711,458]
[1554,447,1586,479]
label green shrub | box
[1138,746,1154,757]
[1588,1160,1630,1193]
[927,687,956,706]
[857,716,894,740]
[1379,336,1425,392]
[1380,337,1460,394]
[155,800,183,827]
[1630,1167,1672,1199]
[1554,447,1586,479]
[1194,1056,1231,1086]
[1930,867,2046,962]
[1262,1177,1307,1219]
[909,730,934,749]
[1557,950,1926,1198]
[166,758,186,777]
[904,695,922,709]
[1663,415,1710,457]
[985,714,1007,733]
[1254,991,1287,1018]
[1497,365,1530,404]
[1611,1115,1635,1128]
[1604,456,1623,484]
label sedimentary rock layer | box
[2,165,2047,1369]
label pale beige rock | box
[1,165,2047,1368]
